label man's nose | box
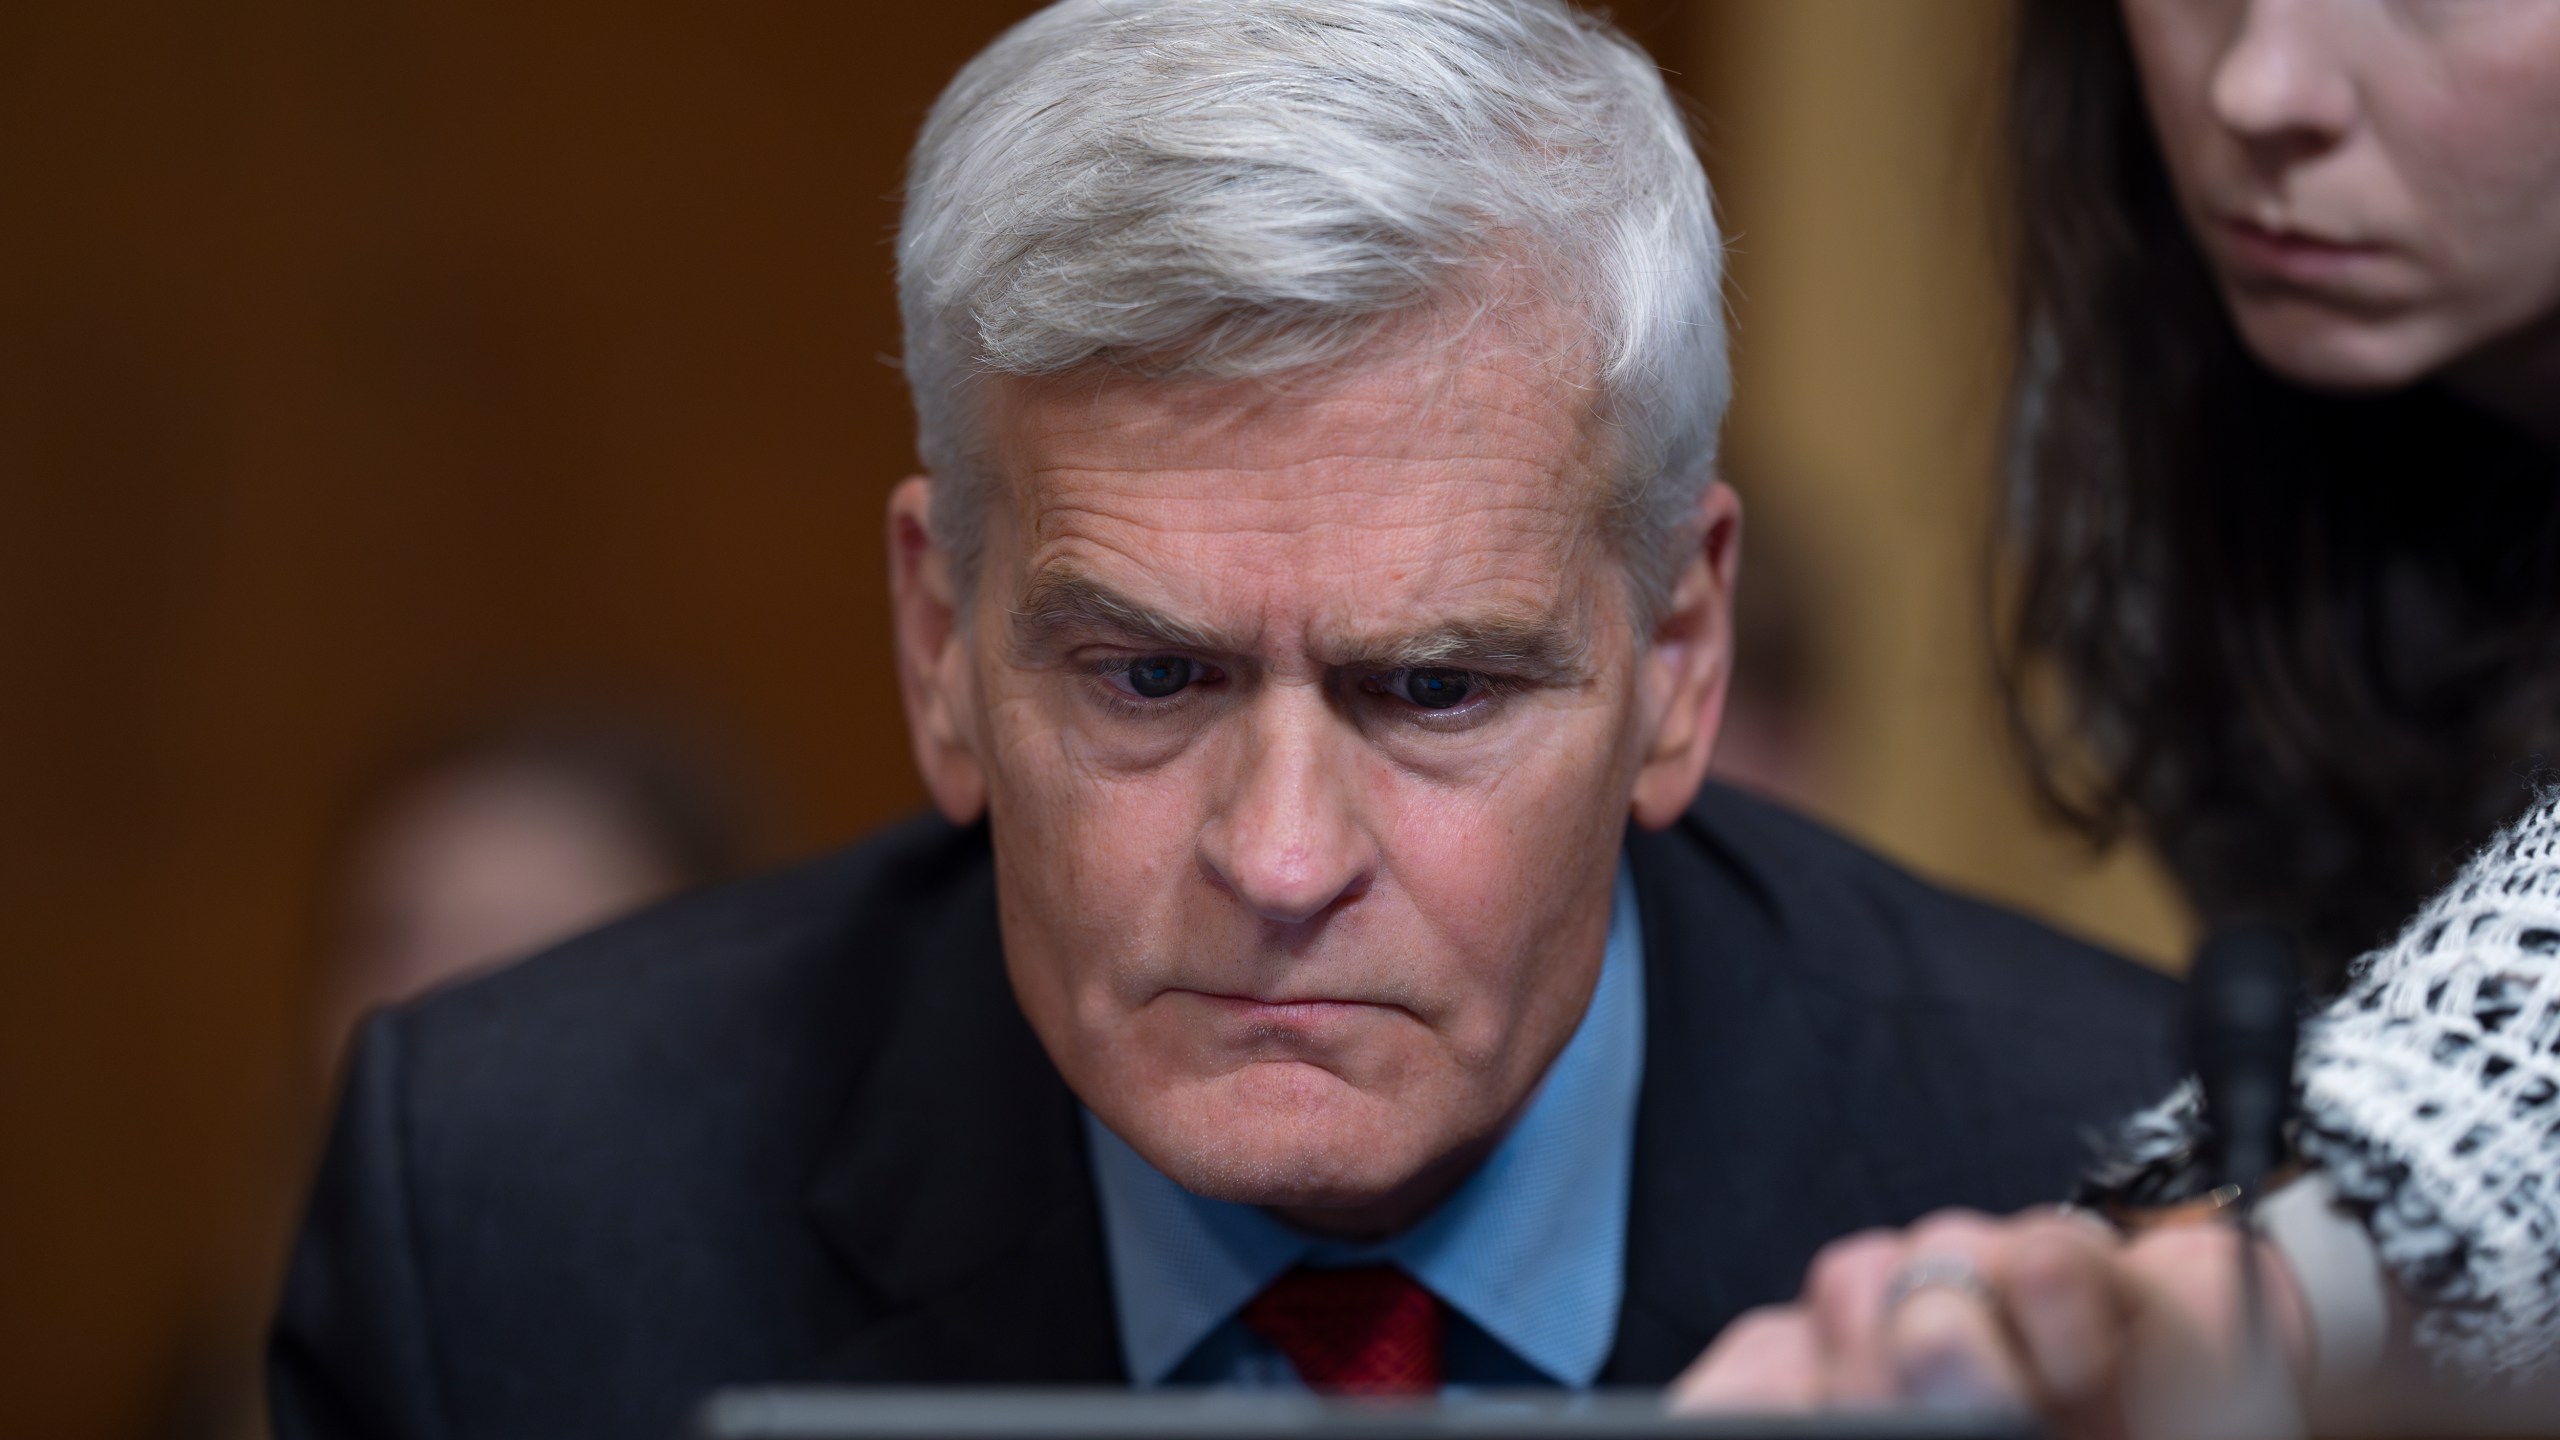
[2211,0,2357,161]
[1196,692,1378,927]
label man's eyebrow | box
[1010,566,1589,683]
[1011,568,1233,656]
[1335,614,1591,685]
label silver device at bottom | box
[694,1389,2036,1440]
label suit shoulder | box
[1639,785,2183,1220]
[380,811,994,1161]
[1672,783,2179,1030]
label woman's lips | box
[2217,217,2389,285]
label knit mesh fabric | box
[2085,790,2560,1384]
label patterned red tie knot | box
[1241,1264,1445,1396]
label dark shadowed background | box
[0,4,2189,1435]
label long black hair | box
[2000,0,2560,986]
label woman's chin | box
[2227,297,2456,395]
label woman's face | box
[2124,0,2560,392]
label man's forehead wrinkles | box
[1019,449,1581,500]
[1015,495,1586,630]
[1020,477,1590,549]
[1029,494,1580,541]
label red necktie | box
[1241,1264,1445,1396]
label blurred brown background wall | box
[0,4,2188,1435]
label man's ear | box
[1629,480,1743,831]
[887,476,989,825]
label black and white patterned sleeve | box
[2082,789,2560,1386]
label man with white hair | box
[270,3,2178,1435]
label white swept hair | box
[897,0,1729,614]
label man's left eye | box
[1387,668,1480,710]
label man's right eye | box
[1122,656,1196,699]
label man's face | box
[890,325,1734,1233]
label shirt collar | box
[1084,859,1647,1388]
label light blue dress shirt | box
[1082,860,1646,1391]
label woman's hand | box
[1669,1206,2311,1440]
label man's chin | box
[1118,1060,1447,1220]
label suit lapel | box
[1602,811,1902,1383]
[799,833,1127,1383]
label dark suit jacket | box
[271,784,2180,1439]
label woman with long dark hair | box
[1676,0,2560,1424]
[2005,0,2560,988]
